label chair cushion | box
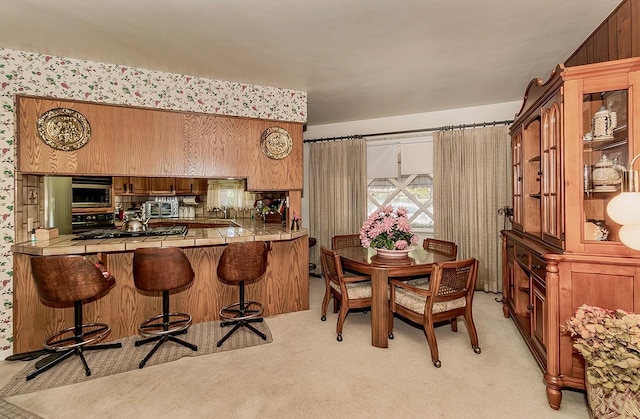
[393,282,466,314]
[329,281,372,299]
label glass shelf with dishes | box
[582,89,628,242]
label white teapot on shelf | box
[591,153,625,191]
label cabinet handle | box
[537,171,543,176]
[517,253,526,258]
[532,264,542,269]
[190,183,193,193]
[130,183,133,193]
[170,184,173,193]
[527,304,533,311]
[123,182,127,193]
[518,176,523,181]
[506,244,514,249]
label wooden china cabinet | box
[502,57,640,410]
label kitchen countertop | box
[12,218,308,256]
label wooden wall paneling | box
[592,22,610,63]
[633,0,640,57]
[615,0,633,59]
[566,0,640,67]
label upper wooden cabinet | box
[149,177,175,195]
[15,96,303,191]
[113,176,149,195]
[175,178,207,195]
[114,177,208,196]
[509,57,640,255]
[563,59,640,255]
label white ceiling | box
[0,0,623,126]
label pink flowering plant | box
[359,206,419,250]
[565,304,640,394]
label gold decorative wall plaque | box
[37,108,91,151]
[260,126,292,160]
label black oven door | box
[72,212,116,233]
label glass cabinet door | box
[582,89,628,243]
[541,93,562,247]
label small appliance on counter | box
[144,198,179,218]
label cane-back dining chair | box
[423,238,458,259]
[388,258,481,367]
[319,246,372,342]
[331,234,361,250]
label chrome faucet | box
[212,206,228,219]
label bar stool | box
[26,256,122,381]
[216,241,269,347]
[309,237,322,278]
[133,247,198,368]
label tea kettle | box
[121,214,149,232]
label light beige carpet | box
[0,320,271,397]
[0,278,590,418]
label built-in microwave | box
[144,200,179,218]
[71,176,112,209]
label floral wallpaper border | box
[0,47,307,351]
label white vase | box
[374,247,413,259]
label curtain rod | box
[303,119,514,143]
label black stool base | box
[25,342,123,381]
[135,329,197,369]
[216,317,266,347]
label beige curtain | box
[433,126,511,293]
[308,138,367,269]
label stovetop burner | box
[73,225,188,240]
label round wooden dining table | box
[333,246,455,348]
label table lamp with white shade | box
[606,154,640,250]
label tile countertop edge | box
[11,227,309,256]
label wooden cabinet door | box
[541,93,563,247]
[531,275,547,363]
[175,178,207,195]
[128,177,149,195]
[512,131,524,231]
[192,178,208,195]
[149,177,175,195]
[113,176,129,194]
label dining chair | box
[331,234,361,250]
[319,246,372,341]
[388,258,481,367]
[423,238,458,258]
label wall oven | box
[72,176,112,209]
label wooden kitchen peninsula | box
[11,221,309,352]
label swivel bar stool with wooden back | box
[132,247,198,368]
[27,256,123,381]
[216,241,269,348]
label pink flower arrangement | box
[359,206,418,250]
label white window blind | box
[366,143,397,179]
[401,141,433,175]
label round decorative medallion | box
[260,126,292,160]
[37,108,91,151]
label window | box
[366,136,434,231]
